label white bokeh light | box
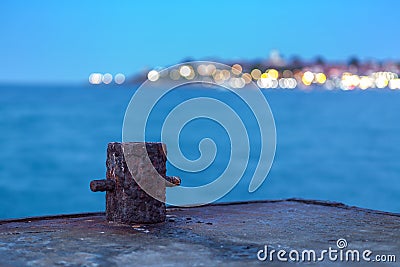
[114,73,126,84]
[102,73,113,84]
[147,70,160,82]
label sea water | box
[0,84,399,218]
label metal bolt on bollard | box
[90,142,180,224]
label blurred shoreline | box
[88,52,400,91]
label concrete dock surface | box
[0,199,399,266]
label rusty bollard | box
[90,142,180,224]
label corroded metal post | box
[90,142,180,224]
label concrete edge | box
[0,212,105,225]
[285,198,400,218]
[1,198,399,224]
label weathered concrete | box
[0,199,399,266]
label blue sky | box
[1,0,399,83]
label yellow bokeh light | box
[213,70,225,84]
[315,73,327,84]
[222,69,231,80]
[206,64,217,75]
[231,64,243,75]
[241,73,252,84]
[302,77,311,86]
[267,69,279,79]
[251,69,261,80]
[261,73,268,79]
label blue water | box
[0,84,399,218]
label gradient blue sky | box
[1,0,399,83]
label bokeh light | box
[315,73,327,84]
[88,73,102,85]
[137,62,400,91]
[114,73,125,84]
[169,69,180,80]
[231,64,243,75]
[102,73,113,84]
[267,69,279,79]
[179,65,192,77]
[147,70,160,82]
[302,71,314,86]
[251,69,262,80]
